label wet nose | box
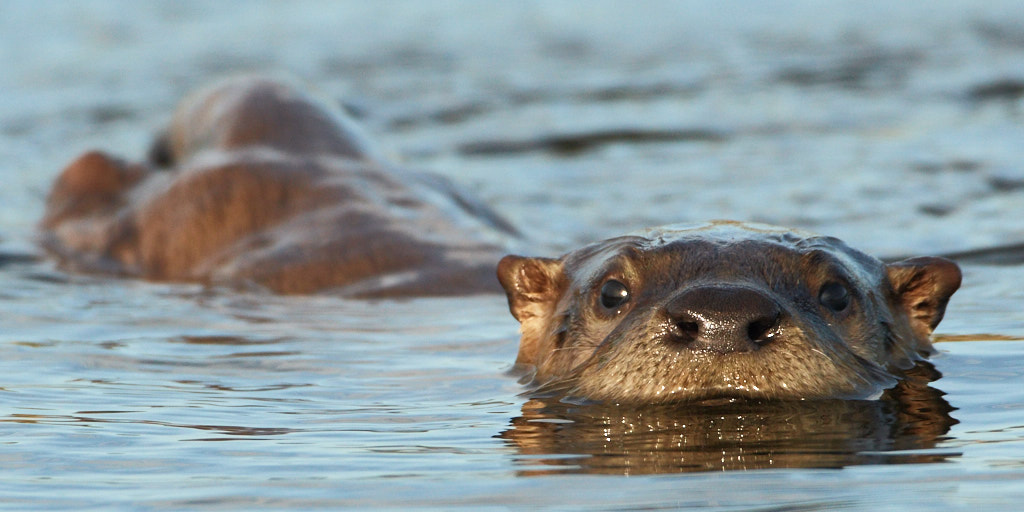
[664,286,783,353]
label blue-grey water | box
[3,1,1024,510]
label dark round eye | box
[818,281,850,312]
[600,280,630,310]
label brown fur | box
[40,76,517,297]
[497,221,961,402]
[40,77,962,402]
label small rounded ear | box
[886,256,962,333]
[496,255,566,365]
[496,255,565,322]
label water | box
[3,1,1024,510]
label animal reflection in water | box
[499,362,957,475]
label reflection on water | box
[501,363,958,475]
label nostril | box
[746,314,780,345]
[675,320,700,341]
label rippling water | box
[4,1,1024,510]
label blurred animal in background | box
[40,76,518,297]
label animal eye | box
[818,281,850,312]
[599,280,630,310]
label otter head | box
[498,221,961,403]
[40,151,150,229]
[37,151,154,274]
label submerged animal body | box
[497,221,961,403]
[39,76,517,297]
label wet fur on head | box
[498,221,961,403]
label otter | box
[496,221,961,402]
[40,77,962,402]
[40,76,518,297]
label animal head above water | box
[497,221,962,403]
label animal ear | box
[496,255,566,365]
[497,255,566,322]
[886,257,962,333]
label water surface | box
[3,1,1024,510]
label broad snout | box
[664,285,784,354]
